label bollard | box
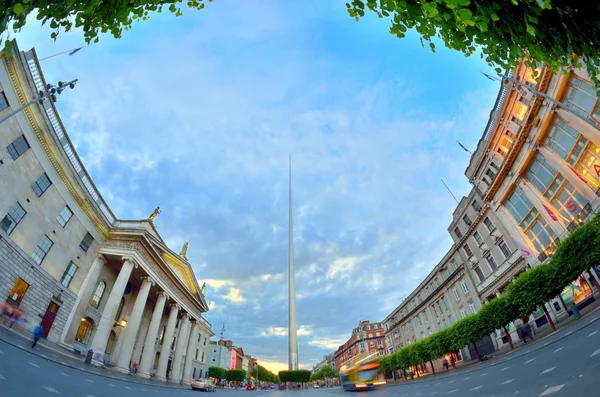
[85,349,93,365]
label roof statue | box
[201,282,206,295]
[180,241,189,259]
[148,206,161,221]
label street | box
[2,314,600,397]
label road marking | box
[28,362,40,368]
[41,354,48,358]
[525,358,535,364]
[591,349,600,357]
[429,393,438,395]
[60,372,69,377]
[481,373,488,376]
[543,342,551,347]
[448,380,455,383]
[86,395,95,397]
[0,350,3,354]
[0,373,5,380]
[463,377,471,380]
[52,354,57,358]
[42,386,60,393]
[539,385,565,396]
[540,367,556,375]
[142,389,146,392]
[553,347,564,353]
[415,393,422,396]
[565,331,572,336]
[589,318,598,324]
[108,384,114,387]
[501,379,515,385]
[589,330,598,337]
[125,386,132,390]
[500,367,510,371]
[85,379,94,383]
[17,344,24,349]
[447,390,458,394]
[471,386,483,390]
[435,383,441,385]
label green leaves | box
[13,3,24,15]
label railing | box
[483,71,513,141]
[24,53,116,225]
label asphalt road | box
[2,313,600,397]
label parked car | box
[246,385,255,391]
[191,379,216,392]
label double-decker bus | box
[339,352,386,391]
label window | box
[0,91,8,111]
[454,227,463,239]
[550,178,589,221]
[463,214,472,226]
[0,202,26,235]
[448,315,454,325]
[526,217,558,255]
[485,253,498,270]
[483,217,494,232]
[545,118,585,163]
[506,187,535,225]
[473,230,483,245]
[512,102,528,121]
[91,281,106,308]
[563,78,598,119]
[79,232,94,252]
[441,296,449,310]
[460,280,469,295]
[486,168,496,180]
[459,308,467,318]
[498,240,511,258]
[8,277,29,304]
[32,173,52,197]
[375,332,380,337]
[423,310,429,324]
[463,243,473,257]
[370,342,374,347]
[60,261,78,288]
[431,304,438,316]
[437,300,443,313]
[75,318,93,344]
[511,115,522,126]
[498,136,514,154]
[471,200,482,212]
[31,235,53,264]
[452,287,460,301]
[474,266,485,282]
[7,135,30,160]
[442,318,448,328]
[527,154,559,195]
[451,259,458,270]
[469,301,477,314]
[56,206,73,227]
[444,268,451,278]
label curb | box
[0,334,188,390]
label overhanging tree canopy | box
[347,0,600,85]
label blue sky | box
[14,0,500,372]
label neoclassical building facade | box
[0,40,213,383]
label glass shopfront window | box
[576,142,600,188]
[550,179,589,221]
[560,275,593,307]
[526,217,557,255]
[563,78,599,120]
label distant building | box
[208,340,232,370]
[312,353,334,374]
[333,320,386,372]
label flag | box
[457,141,471,153]
[568,165,589,185]
[542,204,559,222]
[512,237,532,258]
[69,47,84,56]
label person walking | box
[9,308,22,328]
[32,324,43,349]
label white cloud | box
[260,325,312,337]
[326,255,370,280]
[308,338,347,350]
[223,287,245,304]
[202,279,234,290]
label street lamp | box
[0,79,78,125]
[482,72,600,132]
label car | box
[191,379,216,392]
[246,385,255,391]
[314,384,320,389]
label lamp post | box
[0,79,78,125]
[482,72,600,132]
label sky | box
[11,0,501,374]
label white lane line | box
[589,318,598,324]
[589,330,598,337]
[525,358,536,364]
[142,389,146,392]
[429,393,438,395]
[0,373,5,380]
[463,377,471,380]
[85,379,94,383]
[481,373,488,376]
[565,331,573,336]
[590,349,600,357]
[448,380,455,383]
[41,354,48,358]
[86,395,95,397]
[42,386,60,393]
[17,344,24,349]
[415,393,422,396]
[447,390,458,394]
[60,372,69,377]
[540,367,556,375]
[0,350,3,354]
[500,367,510,371]
[501,379,515,385]
[28,362,40,368]
[539,384,565,396]
[553,347,564,353]
[471,386,483,390]
[125,386,132,390]
[543,342,551,347]
[52,354,57,358]
[108,384,114,387]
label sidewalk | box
[0,321,188,389]
[384,301,600,386]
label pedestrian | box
[32,324,43,349]
[9,308,22,328]
[132,361,137,373]
[442,358,448,370]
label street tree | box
[208,366,226,381]
[346,0,600,85]
[0,0,213,48]
[225,369,246,382]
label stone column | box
[131,305,153,365]
[182,320,199,384]
[90,257,136,366]
[114,276,153,373]
[60,254,105,348]
[169,313,190,383]
[155,303,180,382]
[137,292,167,379]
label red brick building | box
[333,320,387,372]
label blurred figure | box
[9,308,22,328]
[32,324,43,348]
[0,301,12,325]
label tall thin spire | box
[288,154,299,370]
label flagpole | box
[440,179,459,205]
[39,47,84,62]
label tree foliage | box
[255,365,278,383]
[225,369,246,382]
[0,0,213,47]
[311,365,338,381]
[377,212,600,373]
[208,366,227,380]
[278,370,312,383]
[346,0,600,85]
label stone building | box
[0,40,212,383]
[208,339,233,370]
[333,320,386,372]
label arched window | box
[75,317,94,344]
[90,281,106,308]
[115,298,125,321]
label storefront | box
[560,274,595,312]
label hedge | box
[278,370,312,383]
[380,212,600,373]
